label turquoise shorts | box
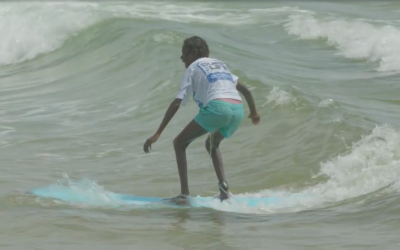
[194,100,244,138]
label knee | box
[173,136,184,149]
[173,137,179,148]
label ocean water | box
[1,1,400,249]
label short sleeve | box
[231,73,239,84]
[176,67,194,106]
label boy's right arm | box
[236,81,260,125]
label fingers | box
[143,140,151,153]
[252,116,260,125]
[144,138,155,153]
[144,135,159,153]
[248,113,260,125]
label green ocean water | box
[1,1,400,249]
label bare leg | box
[205,130,229,200]
[173,119,207,196]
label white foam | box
[284,13,400,72]
[35,127,400,214]
[249,6,313,14]
[31,123,400,214]
[200,125,400,214]
[0,2,309,65]
[264,86,297,107]
[153,33,177,44]
[270,125,400,212]
[318,98,335,108]
[0,2,105,65]
[117,3,254,25]
[314,125,400,197]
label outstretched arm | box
[236,81,260,125]
[155,98,182,135]
[143,98,182,153]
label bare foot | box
[214,192,231,202]
[163,194,189,206]
[219,191,229,201]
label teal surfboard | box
[29,186,282,208]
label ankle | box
[178,193,188,198]
[218,181,229,192]
[180,191,189,196]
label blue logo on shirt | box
[197,61,234,83]
[207,72,233,83]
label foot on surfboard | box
[214,182,233,202]
[162,194,189,205]
[213,191,233,201]
[215,181,232,202]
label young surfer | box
[143,36,260,203]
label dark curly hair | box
[183,36,210,58]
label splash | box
[0,2,314,66]
[30,175,310,214]
[0,2,106,66]
[318,99,335,108]
[30,126,400,214]
[311,125,400,200]
[152,33,178,44]
[284,13,400,72]
[264,86,297,107]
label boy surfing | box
[143,36,260,204]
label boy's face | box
[180,44,197,68]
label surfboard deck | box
[118,194,280,207]
[29,186,282,208]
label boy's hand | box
[248,113,260,125]
[143,133,160,153]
